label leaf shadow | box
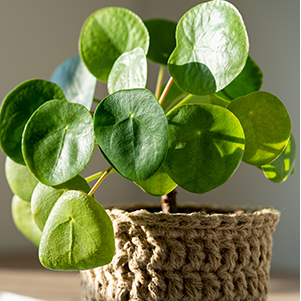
[169,62,217,95]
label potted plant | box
[0,0,296,300]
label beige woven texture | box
[81,206,280,301]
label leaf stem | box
[171,94,195,110]
[88,166,113,196]
[155,65,165,100]
[85,168,115,182]
[158,77,174,106]
[93,98,101,104]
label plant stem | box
[172,94,194,110]
[158,77,174,106]
[88,166,113,196]
[161,189,178,213]
[93,98,101,104]
[85,168,115,183]
[155,65,165,100]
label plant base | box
[80,205,280,301]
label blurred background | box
[0,0,299,275]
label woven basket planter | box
[80,205,280,301]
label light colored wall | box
[0,0,299,272]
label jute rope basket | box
[80,205,280,301]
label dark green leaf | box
[94,89,169,181]
[5,156,38,202]
[22,99,95,186]
[164,104,245,193]
[108,47,147,94]
[0,79,66,164]
[51,56,97,110]
[168,0,249,95]
[227,91,291,166]
[261,134,296,183]
[79,7,149,82]
[39,190,115,271]
[144,19,177,65]
[215,56,263,101]
[11,195,42,246]
[135,166,177,196]
[31,175,92,231]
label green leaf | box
[5,156,38,202]
[261,134,296,183]
[227,91,291,166]
[94,89,169,181]
[215,56,263,101]
[164,104,245,193]
[0,79,66,165]
[135,166,177,196]
[79,7,149,82]
[168,0,249,95]
[50,56,97,110]
[39,190,115,271]
[108,47,147,94]
[144,19,177,65]
[11,195,42,246]
[22,99,95,186]
[31,175,92,231]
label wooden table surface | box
[0,254,299,301]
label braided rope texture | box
[80,206,280,301]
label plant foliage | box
[0,0,295,271]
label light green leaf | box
[39,190,115,271]
[11,195,42,246]
[135,166,177,196]
[79,7,149,82]
[164,104,245,193]
[5,156,38,202]
[31,175,92,231]
[215,56,263,101]
[0,79,66,165]
[261,134,296,183]
[50,56,97,110]
[94,89,169,181]
[227,91,291,166]
[108,47,147,94]
[144,19,177,65]
[168,0,249,95]
[22,99,95,186]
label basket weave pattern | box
[81,207,280,301]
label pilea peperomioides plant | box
[0,0,296,271]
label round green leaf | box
[79,7,149,82]
[144,19,177,65]
[11,195,42,246]
[168,0,249,95]
[22,99,95,186]
[51,56,97,110]
[227,91,291,166]
[215,56,263,101]
[164,104,245,194]
[5,156,39,202]
[94,89,169,181]
[39,190,115,271]
[261,134,296,183]
[0,79,66,164]
[108,47,147,94]
[135,166,177,196]
[31,175,92,231]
